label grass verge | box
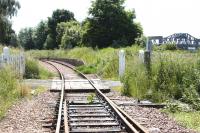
[169,111,200,132]
[24,57,54,79]
[26,46,200,108]
[0,68,21,119]
[76,65,97,74]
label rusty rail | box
[44,61,67,133]
[47,59,149,133]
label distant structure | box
[148,33,200,50]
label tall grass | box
[26,46,200,108]
[0,45,21,54]
[24,58,40,79]
[26,47,116,80]
[0,59,53,119]
[170,111,200,132]
[0,67,21,118]
[24,57,54,79]
[122,51,200,109]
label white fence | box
[0,48,25,76]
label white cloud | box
[12,0,92,33]
[12,0,200,38]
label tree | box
[0,0,20,44]
[0,0,20,18]
[32,21,48,49]
[46,9,75,49]
[44,34,55,49]
[59,21,83,49]
[83,0,143,48]
[18,28,34,50]
[9,32,18,47]
[0,19,14,44]
[56,22,69,47]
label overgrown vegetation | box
[153,43,177,51]
[1,0,199,131]
[0,68,21,118]
[87,93,96,104]
[76,65,97,74]
[24,57,54,79]
[0,66,49,119]
[0,55,52,119]
[31,86,47,96]
[27,47,200,111]
[169,111,200,132]
[123,52,200,109]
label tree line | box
[1,0,144,50]
[0,0,20,47]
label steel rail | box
[44,61,66,133]
[64,99,69,133]
[48,60,149,133]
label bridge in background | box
[149,33,200,50]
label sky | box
[12,0,200,38]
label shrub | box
[24,57,54,79]
[24,58,39,79]
[121,51,200,106]
[87,93,95,104]
[26,46,200,110]
[38,65,54,79]
[164,43,177,50]
[76,65,97,74]
[60,21,83,49]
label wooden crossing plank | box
[50,79,110,92]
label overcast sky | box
[12,0,200,38]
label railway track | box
[43,60,149,133]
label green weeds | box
[24,58,54,79]
[26,46,200,111]
[0,68,21,119]
[169,111,200,132]
[87,93,95,104]
[76,65,97,74]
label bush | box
[60,21,83,49]
[153,43,177,51]
[76,65,97,74]
[24,58,39,79]
[164,43,177,50]
[121,52,200,107]
[26,46,200,110]
[38,65,54,79]
[24,57,54,79]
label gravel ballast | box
[0,60,195,133]
[106,89,198,133]
[0,92,58,133]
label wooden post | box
[146,37,152,52]
[144,38,151,75]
